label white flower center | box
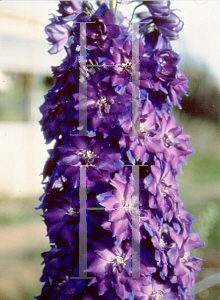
[66,207,78,217]
[122,61,132,71]
[76,149,96,164]
[96,96,114,117]
[114,255,126,269]
[158,181,169,193]
[152,290,164,300]
[163,134,174,147]
[180,252,189,263]
[123,202,133,214]
[159,238,166,248]
[98,96,107,106]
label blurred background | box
[0,1,219,299]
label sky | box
[171,0,220,82]
[1,0,220,85]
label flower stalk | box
[110,0,116,8]
[37,1,204,299]
[110,0,118,23]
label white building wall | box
[0,3,58,198]
[0,122,51,198]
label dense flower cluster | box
[37,1,204,300]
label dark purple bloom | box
[38,1,204,299]
[119,101,161,164]
[37,245,86,300]
[144,158,180,221]
[39,92,78,143]
[42,189,80,246]
[168,228,205,289]
[141,0,184,41]
[88,6,121,40]
[101,38,133,95]
[139,49,180,98]
[144,0,171,17]
[58,0,83,18]
[135,277,179,300]
[86,241,133,298]
[74,83,131,137]
[97,173,141,244]
[139,56,159,90]
[87,241,156,298]
[168,71,188,108]
[157,113,194,174]
[57,136,124,190]
[154,49,180,82]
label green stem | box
[110,0,116,9]
[110,0,117,24]
[128,2,144,31]
[115,1,118,24]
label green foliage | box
[179,57,220,123]
[0,196,40,226]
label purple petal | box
[111,219,130,236]
[87,258,109,277]
[109,209,125,221]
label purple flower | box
[87,241,156,298]
[74,83,131,136]
[57,136,124,189]
[157,113,194,174]
[144,0,171,17]
[169,71,188,108]
[101,38,133,94]
[39,92,78,143]
[139,56,158,90]
[86,242,132,298]
[141,0,184,41]
[88,6,121,41]
[152,12,184,41]
[45,0,94,54]
[87,242,131,278]
[42,189,80,246]
[38,1,205,299]
[58,0,82,18]
[154,49,180,82]
[119,101,161,164]
[45,15,72,54]
[139,49,180,98]
[144,158,180,221]
[139,49,181,111]
[168,229,205,289]
[136,277,179,300]
[97,173,141,244]
[37,245,86,299]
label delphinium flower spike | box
[37,1,204,299]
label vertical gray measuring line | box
[131,22,141,277]
[71,21,97,137]
[71,165,94,279]
[78,22,87,136]
[131,165,140,278]
[78,165,87,278]
[131,22,140,137]
[70,22,88,137]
